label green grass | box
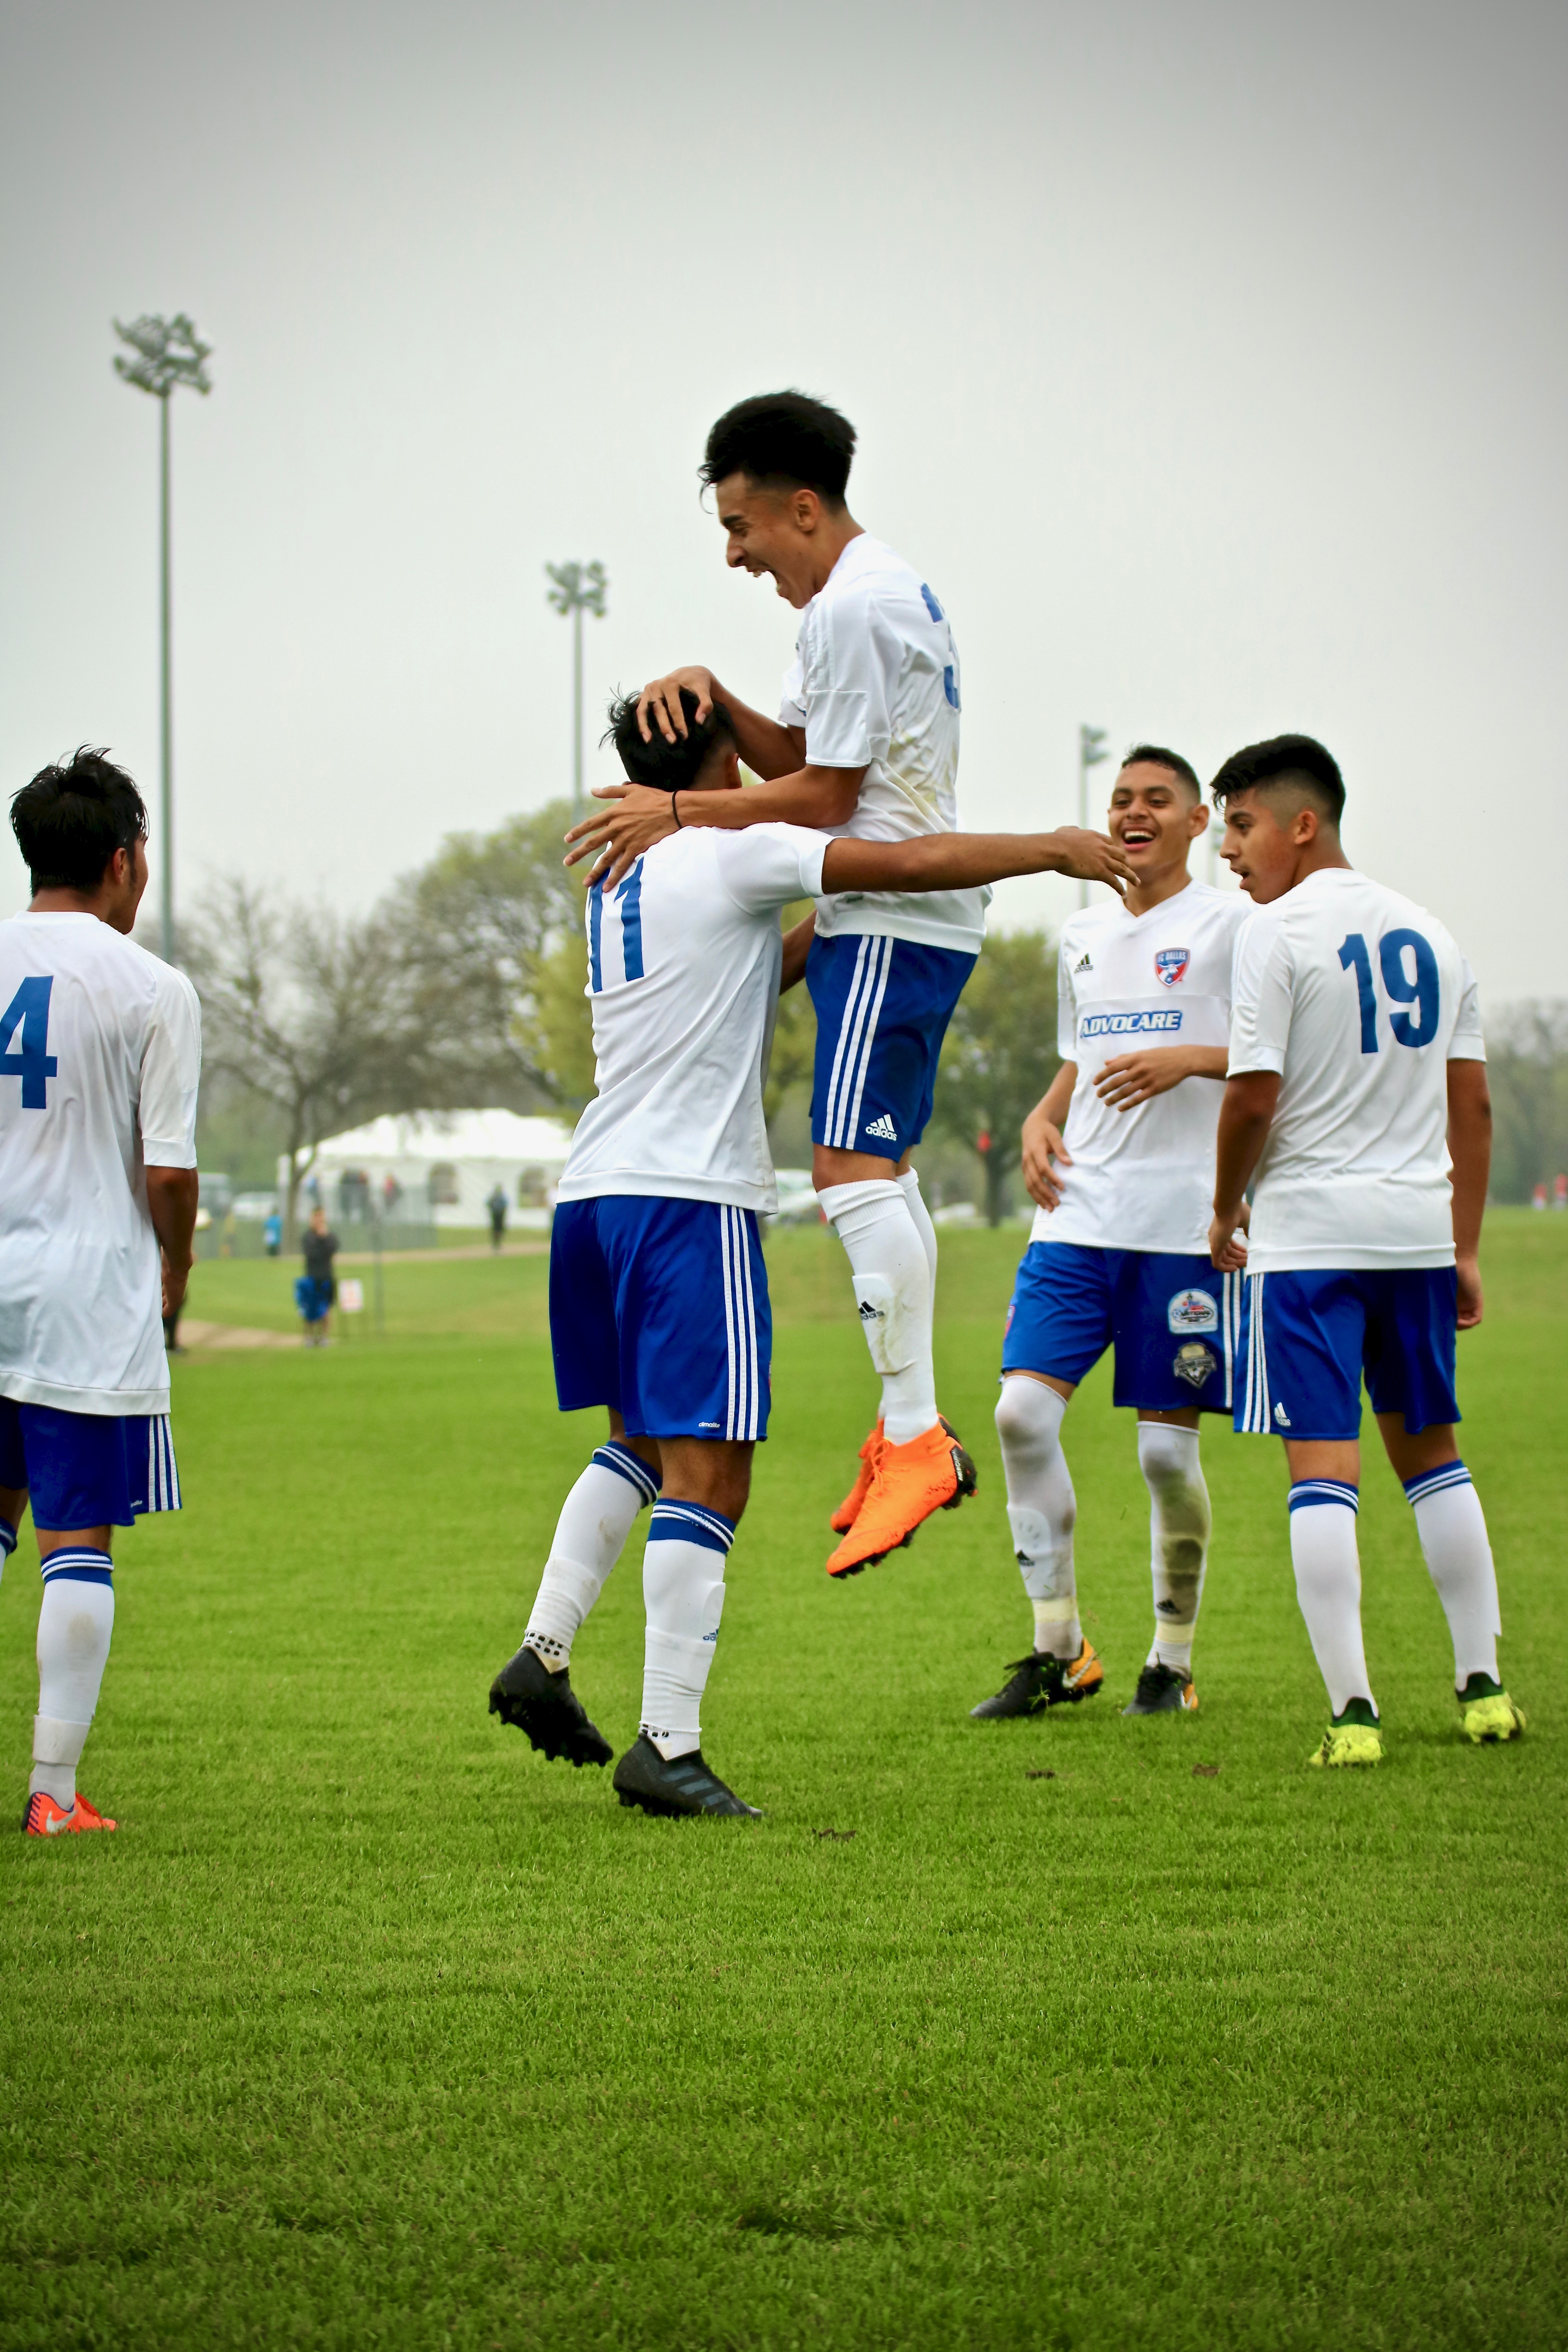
[1,1213,1564,2349]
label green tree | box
[930,930,1059,1225]
[1485,1002,1568,1201]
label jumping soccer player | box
[564,392,985,1579]
[972,748,1251,1725]
[1207,733,1522,1767]
[490,690,1132,1816]
[0,750,201,1835]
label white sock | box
[897,1168,938,1316]
[523,1439,659,1670]
[1138,1424,1211,1675]
[995,1377,1080,1658]
[32,1552,116,1811]
[1288,1483,1375,1718]
[819,1179,937,1446]
[640,1502,734,1760]
[0,1516,15,1590]
[1404,1462,1501,1690]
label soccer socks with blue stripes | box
[1138,1424,1210,1675]
[639,1502,734,1761]
[31,1551,115,1813]
[1404,1462,1501,1690]
[1288,1484,1376,1720]
[994,1378,1080,1659]
[523,1441,660,1671]
[819,1180,938,1447]
[0,1517,15,1589]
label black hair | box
[1209,733,1346,827]
[1120,742,1202,800]
[700,391,856,504]
[603,689,737,796]
[11,746,147,891]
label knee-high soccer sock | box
[0,1517,15,1589]
[1138,1424,1211,1675]
[1288,1482,1375,1718]
[32,1552,116,1812]
[897,1168,938,1317]
[640,1502,734,1761]
[994,1377,1080,1659]
[523,1440,659,1671]
[1403,1462,1501,1690]
[818,1180,936,1445]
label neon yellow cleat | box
[1307,1721,1384,1768]
[1459,1691,1526,1744]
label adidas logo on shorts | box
[864,1114,898,1143]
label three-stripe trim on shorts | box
[719,1204,762,1441]
[821,934,895,1149]
[147,1414,181,1512]
[1239,1271,1276,1433]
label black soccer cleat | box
[970,1639,1105,1719]
[488,1642,613,1768]
[1121,1661,1198,1716]
[611,1734,762,1819]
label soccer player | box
[0,750,201,1835]
[490,690,1132,1816]
[1207,733,1523,1767]
[972,748,1251,1725]
[564,392,986,1580]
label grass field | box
[1,1213,1564,2350]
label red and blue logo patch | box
[1155,948,1191,987]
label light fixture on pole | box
[113,313,213,964]
[545,561,608,818]
[1077,724,1110,909]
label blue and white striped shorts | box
[0,1397,181,1530]
[806,931,976,1157]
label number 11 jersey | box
[1227,867,1485,1273]
[0,913,201,1415]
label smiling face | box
[712,472,838,609]
[1107,761,1208,887]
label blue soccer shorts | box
[1234,1265,1460,1441]
[1001,1241,1241,1414]
[0,1398,182,1530]
[806,931,976,1157]
[549,1195,771,1441]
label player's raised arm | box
[566,759,866,886]
[819,826,1136,898]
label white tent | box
[289,1109,575,1230]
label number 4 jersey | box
[0,913,202,1415]
[1227,868,1484,1272]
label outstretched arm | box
[567,763,865,886]
[819,827,1134,897]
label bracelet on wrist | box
[671,792,683,829]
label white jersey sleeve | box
[1056,936,1078,1063]
[140,963,203,1166]
[1227,909,1295,1077]
[711,824,828,916]
[1449,959,1486,1062]
[779,652,807,730]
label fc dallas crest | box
[1155,947,1191,987]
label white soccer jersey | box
[1033,881,1250,1256]
[559,824,829,1214]
[0,913,202,1416]
[1227,867,1485,1272]
[778,533,986,955]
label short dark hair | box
[603,690,737,797]
[1120,743,1202,800]
[1209,733,1345,828]
[701,391,856,504]
[11,746,148,891]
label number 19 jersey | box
[1227,867,1484,1273]
[0,913,202,1415]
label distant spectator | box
[1533,1183,1548,1211]
[295,1206,339,1346]
[382,1172,403,1218]
[486,1183,508,1252]
[1556,1174,1567,1212]
[263,1209,282,1256]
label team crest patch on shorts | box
[1155,948,1191,987]
[1168,1287,1218,1334]
[1173,1341,1219,1389]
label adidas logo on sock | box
[864,1113,898,1142]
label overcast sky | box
[2,0,1564,1000]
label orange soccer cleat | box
[21,1791,118,1837]
[825,1417,977,1577]
[829,1422,885,1534]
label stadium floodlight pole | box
[545,561,609,817]
[113,313,213,962]
[1077,724,1110,909]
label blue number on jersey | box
[1338,929,1439,1053]
[0,976,58,1108]
[920,583,944,623]
[587,857,646,992]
